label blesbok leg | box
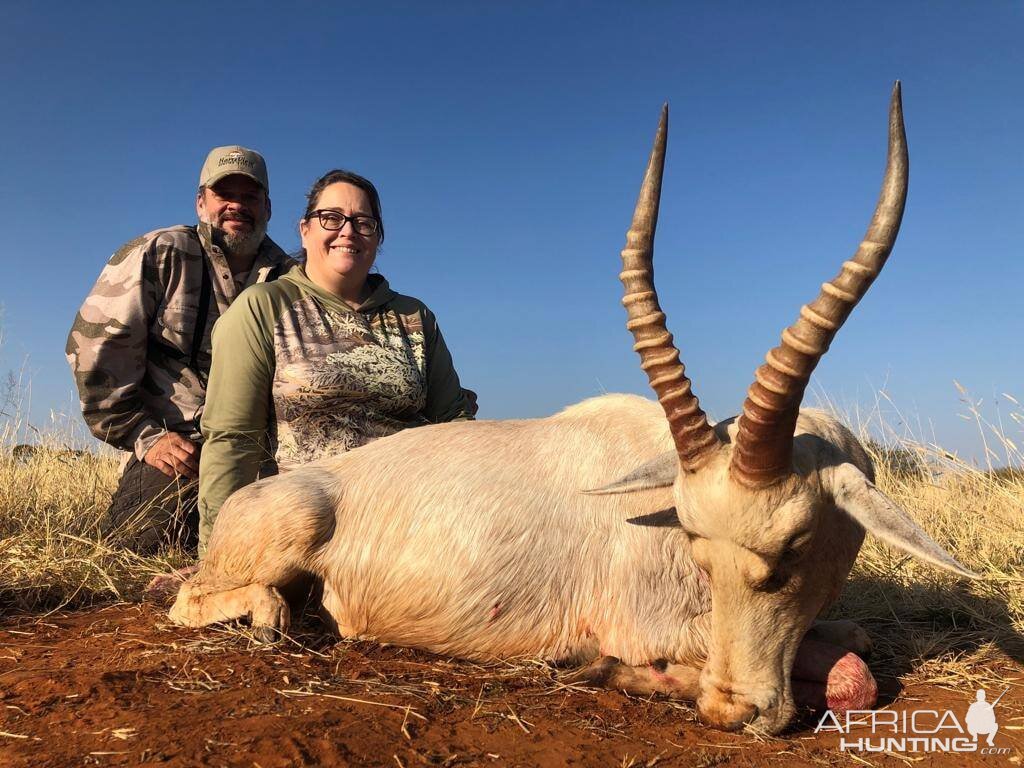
[566,635,877,713]
[169,581,290,640]
[564,656,702,699]
[806,619,872,657]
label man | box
[67,146,293,553]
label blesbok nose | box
[697,688,761,732]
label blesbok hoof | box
[253,624,288,645]
[563,655,622,687]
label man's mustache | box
[220,212,254,224]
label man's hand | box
[144,432,200,478]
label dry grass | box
[824,384,1024,689]
[0,387,1021,693]
[0,418,190,614]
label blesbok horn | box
[731,82,909,488]
[620,104,720,472]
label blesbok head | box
[592,83,976,733]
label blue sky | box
[1,2,1021,463]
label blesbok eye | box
[761,569,789,592]
[779,547,801,567]
[774,531,813,572]
[754,532,813,592]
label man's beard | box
[220,223,266,259]
[203,213,267,260]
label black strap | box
[152,246,214,389]
[189,258,213,387]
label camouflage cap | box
[199,146,269,192]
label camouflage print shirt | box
[197,266,477,551]
[66,223,292,459]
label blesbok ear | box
[626,507,682,528]
[831,463,979,579]
[580,451,677,495]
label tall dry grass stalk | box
[0,387,1020,686]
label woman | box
[197,169,477,555]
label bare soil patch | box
[1,604,1020,767]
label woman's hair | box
[302,169,384,242]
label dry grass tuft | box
[0,419,190,615]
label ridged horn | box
[621,104,720,472]
[731,82,909,488]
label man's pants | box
[99,456,199,555]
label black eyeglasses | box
[306,209,380,236]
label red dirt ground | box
[1,604,1020,767]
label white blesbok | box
[171,83,974,734]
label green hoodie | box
[198,265,477,553]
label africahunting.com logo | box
[815,687,1012,755]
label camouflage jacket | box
[66,223,292,459]
[197,266,478,551]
